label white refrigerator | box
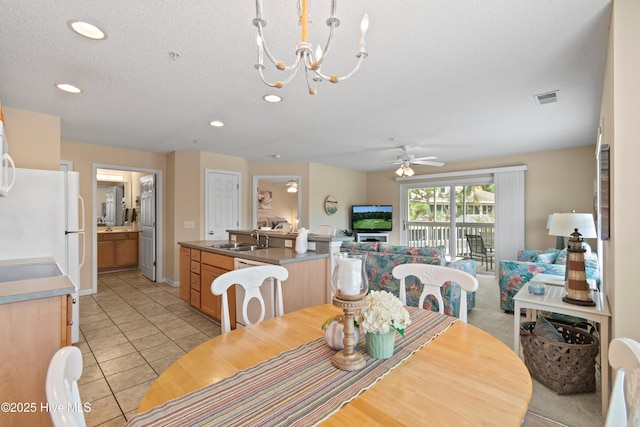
[0,168,85,343]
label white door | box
[140,174,156,280]
[206,170,240,241]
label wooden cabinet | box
[0,293,71,426]
[97,232,139,272]
[179,246,235,328]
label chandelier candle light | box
[253,0,369,95]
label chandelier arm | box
[303,66,321,95]
[257,24,307,72]
[257,61,303,88]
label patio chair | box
[465,234,494,270]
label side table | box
[513,284,611,414]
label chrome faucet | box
[251,230,261,246]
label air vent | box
[534,90,558,106]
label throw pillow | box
[533,316,565,342]
[554,248,568,265]
[533,252,559,264]
[517,249,540,262]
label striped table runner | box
[126,308,456,427]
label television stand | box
[355,232,390,243]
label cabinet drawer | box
[190,249,201,262]
[190,289,201,309]
[103,232,127,241]
[190,272,201,291]
[128,232,139,239]
[201,252,234,270]
[190,261,200,274]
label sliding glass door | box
[401,179,495,272]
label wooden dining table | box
[136,304,532,426]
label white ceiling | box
[0,0,612,173]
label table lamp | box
[547,214,565,249]
[548,212,597,306]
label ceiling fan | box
[389,145,444,177]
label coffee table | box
[513,283,611,413]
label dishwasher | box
[233,258,276,327]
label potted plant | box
[356,290,411,359]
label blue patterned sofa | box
[340,241,477,318]
[499,245,600,312]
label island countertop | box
[177,240,330,265]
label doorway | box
[91,164,163,293]
[205,169,240,241]
[252,175,301,230]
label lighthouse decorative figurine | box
[563,228,595,306]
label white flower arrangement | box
[356,290,411,336]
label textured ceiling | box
[0,0,612,172]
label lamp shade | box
[548,213,597,238]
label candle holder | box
[330,252,368,370]
[331,294,366,371]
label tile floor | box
[76,270,220,426]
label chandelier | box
[395,163,415,177]
[253,0,369,95]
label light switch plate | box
[285,240,293,248]
[184,221,195,229]
[308,242,316,251]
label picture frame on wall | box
[324,195,338,215]
[599,144,610,240]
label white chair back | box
[605,337,640,427]
[392,264,478,322]
[310,225,336,236]
[45,346,86,427]
[211,265,289,334]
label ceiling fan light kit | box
[253,0,369,95]
[390,145,444,177]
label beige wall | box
[367,146,597,248]
[600,0,640,341]
[3,107,60,170]
[308,163,367,233]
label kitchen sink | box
[209,242,262,251]
[228,245,260,252]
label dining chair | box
[605,337,640,427]
[211,265,289,333]
[392,264,479,322]
[310,225,337,236]
[46,346,86,427]
[464,234,494,270]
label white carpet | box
[467,274,602,427]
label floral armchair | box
[498,245,600,312]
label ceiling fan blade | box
[412,156,438,161]
[413,160,445,167]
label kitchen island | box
[178,239,331,328]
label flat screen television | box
[351,205,393,232]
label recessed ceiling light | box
[67,20,107,40]
[55,83,83,94]
[263,94,282,103]
[209,120,224,127]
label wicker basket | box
[520,320,599,395]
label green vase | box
[365,330,396,359]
